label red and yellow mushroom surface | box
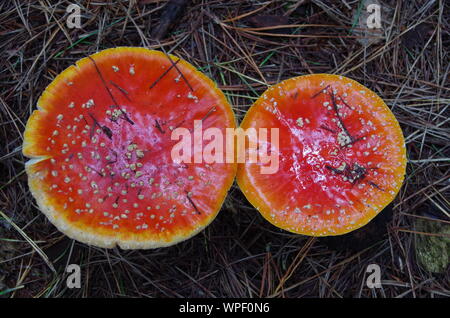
[23,47,236,249]
[237,74,406,236]
[24,47,407,246]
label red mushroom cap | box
[237,74,406,236]
[23,47,236,249]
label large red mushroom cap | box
[237,74,406,236]
[23,47,236,249]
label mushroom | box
[23,47,236,249]
[237,74,406,236]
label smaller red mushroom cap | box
[237,74,406,236]
[23,47,236,249]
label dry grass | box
[0,0,449,298]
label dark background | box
[0,0,449,297]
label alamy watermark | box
[366,263,382,288]
[66,264,81,289]
[366,4,382,29]
[66,4,81,29]
[170,121,280,174]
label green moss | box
[415,218,450,273]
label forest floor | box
[0,0,449,297]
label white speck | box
[84,99,95,109]
[337,131,351,147]
[187,92,198,102]
[111,109,123,121]
[136,149,144,158]
[127,144,137,151]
